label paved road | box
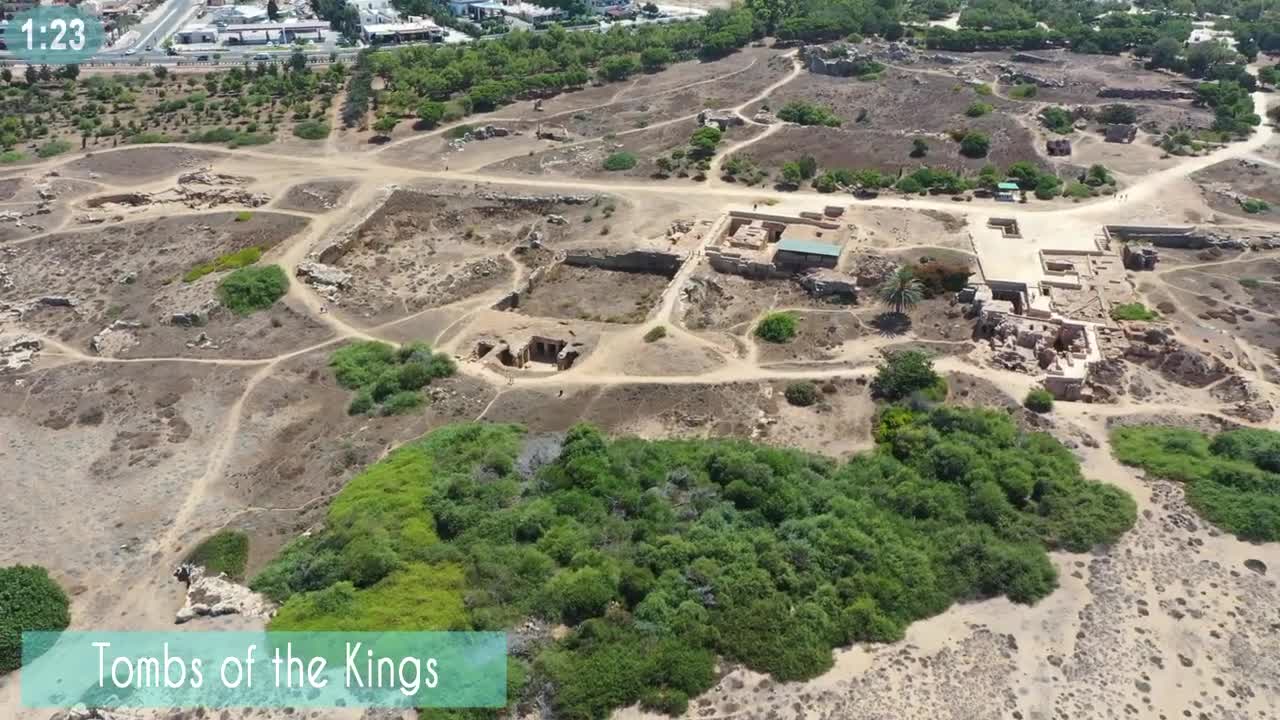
[101,0,200,57]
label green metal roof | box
[997,182,1021,190]
[776,238,842,257]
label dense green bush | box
[1,565,71,674]
[784,381,818,407]
[603,152,638,171]
[1040,106,1073,134]
[754,312,798,343]
[965,102,993,117]
[776,101,843,127]
[184,246,262,282]
[293,120,331,140]
[959,131,991,158]
[1112,426,1280,541]
[1110,302,1158,321]
[255,411,1134,719]
[870,350,946,402]
[186,530,250,580]
[644,326,667,342]
[217,265,287,315]
[1024,389,1054,413]
[329,340,455,416]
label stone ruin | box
[295,261,353,303]
[448,124,513,149]
[476,334,585,371]
[1122,244,1159,270]
[0,334,42,372]
[996,63,1066,88]
[696,109,744,131]
[172,563,275,625]
[1105,123,1137,143]
[800,43,890,76]
[536,123,570,141]
[83,167,270,211]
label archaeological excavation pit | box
[501,250,684,325]
[476,335,585,371]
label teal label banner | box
[21,631,507,709]
[4,6,105,65]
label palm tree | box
[877,268,924,316]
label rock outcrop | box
[173,564,275,625]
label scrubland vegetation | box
[329,340,456,416]
[251,405,1133,719]
[1112,427,1280,541]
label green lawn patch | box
[329,340,456,416]
[184,246,263,282]
[253,411,1134,720]
[217,264,288,315]
[1111,426,1280,541]
[185,530,250,581]
[1110,302,1158,322]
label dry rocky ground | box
[1,41,1280,720]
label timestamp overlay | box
[4,5,106,65]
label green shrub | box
[234,211,253,222]
[965,102,993,117]
[1112,426,1280,541]
[973,83,993,96]
[185,530,250,580]
[36,139,72,158]
[0,151,24,164]
[1110,302,1158,322]
[643,326,667,342]
[784,381,818,407]
[1241,197,1270,214]
[602,151,638,171]
[1009,84,1038,99]
[959,132,990,158]
[1039,106,1073,134]
[217,265,288,315]
[1024,389,1054,413]
[184,246,263,283]
[776,101,842,127]
[1239,278,1261,289]
[1,565,71,674]
[1063,181,1092,199]
[329,340,455,416]
[293,120,331,140]
[754,312,798,343]
[870,350,945,402]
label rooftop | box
[776,238,842,257]
[997,182,1020,191]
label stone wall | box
[1097,86,1197,101]
[562,249,685,277]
